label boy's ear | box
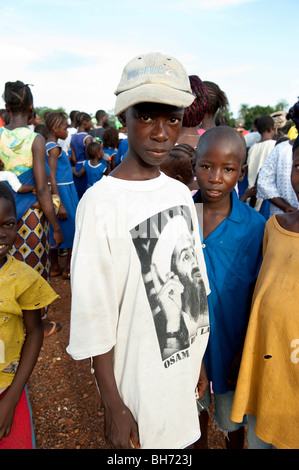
[175,174,184,183]
[238,163,247,182]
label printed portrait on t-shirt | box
[130,205,209,362]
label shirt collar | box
[193,188,242,224]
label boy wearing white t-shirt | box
[67,52,210,449]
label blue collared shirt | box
[193,189,266,393]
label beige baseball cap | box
[114,52,195,116]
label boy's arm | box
[0,309,43,440]
[92,351,139,449]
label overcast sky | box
[1,0,298,120]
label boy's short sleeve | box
[17,273,59,311]
[67,188,120,360]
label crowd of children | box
[0,52,299,450]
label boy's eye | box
[141,115,152,123]
[225,167,234,172]
[168,117,180,124]
[200,164,211,170]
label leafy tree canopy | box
[34,106,66,122]
[237,100,289,130]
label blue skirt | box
[50,181,78,249]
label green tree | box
[238,101,289,130]
[34,106,66,123]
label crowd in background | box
[0,72,298,450]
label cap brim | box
[114,83,195,116]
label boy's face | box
[125,103,184,167]
[291,147,299,202]
[195,137,246,204]
[0,198,17,266]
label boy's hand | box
[104,404,139,449]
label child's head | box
[182,75,209,128]
[291,135,299,202]
[45,112,69,140]
[255,115,275,136]
[3,81,33,114]
[202,81,228,118]
[86,142,104,160]
[195,126,247,204]
[102,127,119,149]
[34,124,49,141]
[114,52,195,118]
[69,110,79,127]
[95,109,108,126]
[160,143,195,186]
[0,182,17,263]
[76,112,92,131]
[114,52,195,167]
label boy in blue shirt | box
[193,126,266,449]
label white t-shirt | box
[0,171,22,192]
[247,139,276,187]
[67,172,210,449]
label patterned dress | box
[0,127,50,280]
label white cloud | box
[0,32,148,114]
